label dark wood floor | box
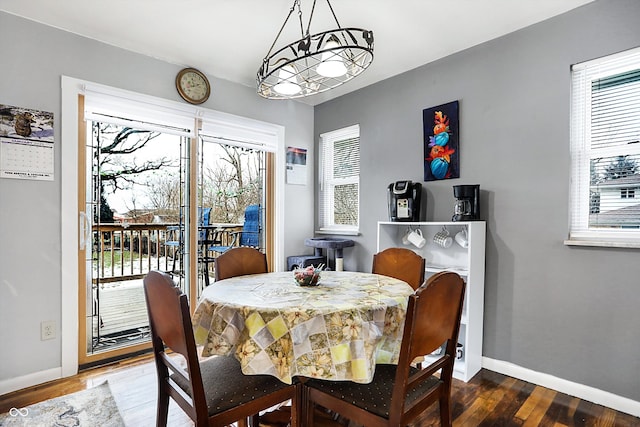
[1,353,638,426]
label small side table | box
[304,237,355,271]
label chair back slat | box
[144,272,191,357]
[389,271,465,423]
[372,247,425,290]
[143,271,207,409]
[214,247,268,281]
[409,272,465,360]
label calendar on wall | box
[0,104,54,181]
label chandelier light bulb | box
[273,64,301,95]
[316,38,347,78]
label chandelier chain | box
[264,0,301,59]
[324,0,342,29]
[304,0,316,37]
[297,0,306,38]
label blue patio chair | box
[198,207,211,241]
[208,204,261,255]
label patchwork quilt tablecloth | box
[192,271,414,384]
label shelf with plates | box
[377,221,485,382]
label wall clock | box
[175,67,211,104]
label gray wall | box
[314,0,640,402]
[0,12,314,383]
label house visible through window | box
[319,125,360,234]
[568,47,640,245]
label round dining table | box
[192,270,414,384]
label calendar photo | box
[0,104,54,180]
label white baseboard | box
[482,357,640,418]
[0,367,61,396]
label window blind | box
[200,112,279,152]
[83,83,194,137]
[83,83,281,153]
[569,46,640,242]
[319,125,360,231]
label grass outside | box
[98,249,140,270]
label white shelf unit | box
[377,221,486,382]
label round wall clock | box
[175,67,211,104]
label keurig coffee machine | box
[452,184,480,221]
[388,181,422,221]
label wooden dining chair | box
[214,246,268,281]
[303,271,465,427]
[143,270,299,427]
[372,247,426,290]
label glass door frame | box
[66,86,282,369]
[62,76,286,377]
[77,116,277,365]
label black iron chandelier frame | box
[257,0,374,100]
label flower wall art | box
[423,100,459,181]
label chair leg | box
[172,247,183,276]
[439,396,452,427]
[305,388,314,427]
[170,247,178,274]
[202,258,211,287]
[290,384,302,427]
[156,387,169,427]
[246,414,259,427]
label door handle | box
[79,211,91,250]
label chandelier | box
[257,0,374,100]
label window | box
[319,125,360,233]
[568,47,640,246]
[621,188,635,199]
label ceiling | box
[1,0,595,106]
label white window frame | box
[318,124,360,235]
[567,47,640,248]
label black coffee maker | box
[452,184,480,221]
[388,181,422,221]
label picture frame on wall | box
[423,100,459,181]
[286,146,307,185]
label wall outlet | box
[41,320,56,340]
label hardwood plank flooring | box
[0,353,638,426]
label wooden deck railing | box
[93,223,173,283]
[92,222,242,284]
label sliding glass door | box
[78,121,273,366]
[79,120,188,364]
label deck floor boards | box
[97,283,149,336]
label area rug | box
[0,381,124,426]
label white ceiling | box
[1,0,595,105]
